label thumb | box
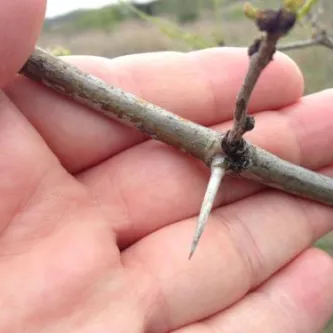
[0,0,46,88]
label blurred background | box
[40,0,333,94]
[40,1,333,329]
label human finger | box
[0,0,45,87]
[172,248,333,333]
[121,189,333,331]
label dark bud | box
[256,8,297,35]
[221,133,250,173]
[248,38,262,56]
[245,116,255,131]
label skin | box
[1,1,333,332]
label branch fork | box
[190,4,305,258]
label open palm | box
[1,1,333,332]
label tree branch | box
[20,47,222,165]
[278,29,333,51]
[318,31,333,50]
[19,47,333,207]
[278,37,321,51]
[241,144,333,205]
[225,33,278,145]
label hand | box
[2,1,333,332]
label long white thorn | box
[189,155,227,259]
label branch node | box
[248,37,262,56]
[224,5,298,175]
[221,133,250,172]
[255,8,297,36]
[245,115,255,131]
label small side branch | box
[278,37,321,51]
[189,155,227,259]
[226,33,278,146]
[223,6,297,151]
[280,1,333,52]
[319,31,333,50]
[278,30,333,52]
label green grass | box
[325,316,333,333]
[315,234,333,332]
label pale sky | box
[46,0,153,18]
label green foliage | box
[209,0,225,45]
[44,5,128,32]
[47,46,72,56]
[150,0,220,16]
[176,0,200,24]
[119,0,217,50]
[297,0,318,18]
[177,10,198,24]
[73,6,126,31]
[226,6,246,21]
[43,0,230,37]
[324,316,333,333]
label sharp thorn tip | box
[188,240,198,260]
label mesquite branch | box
[191,5,303,256]
[278,37,321,50]
[19,2,333,257]
[223,6,298,153]
[21,47,222,165]
[224,33,279,146]
[20,47,333,203]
